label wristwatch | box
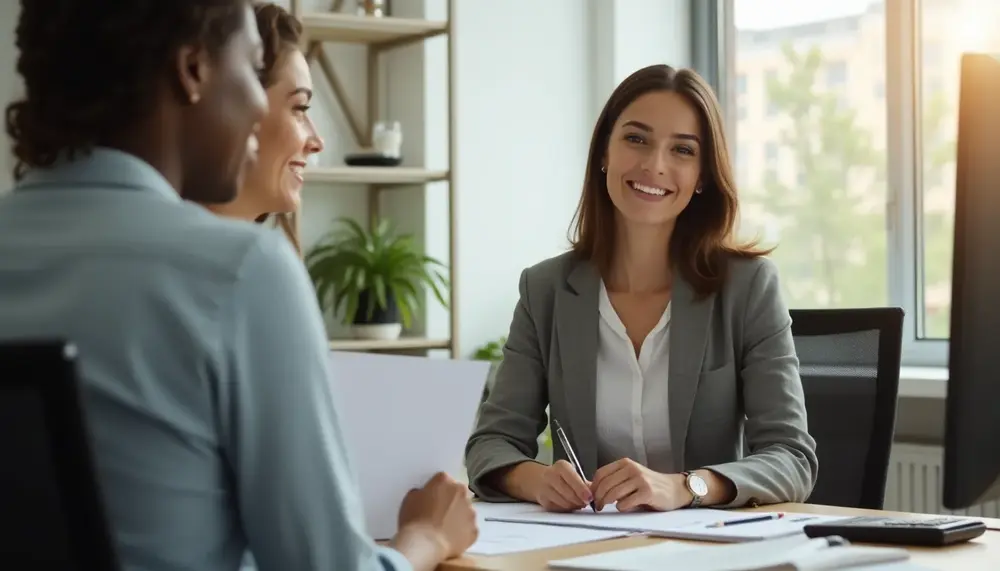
[681,471,708,508]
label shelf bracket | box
[311,42,368,147]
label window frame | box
[699,0,950,367]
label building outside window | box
[709,0,1000,366]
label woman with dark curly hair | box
[205,2,324,254]
[0,1,475,570]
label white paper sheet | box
[548,534,912,571]
[658,514,849,542]
[487,505,753,535]
[327,351,489,540]
[473,501,546,521]
[467,521,631,555]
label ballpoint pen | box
[708,512,785,527]
[551,419,597,511]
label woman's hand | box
[534,460,594,512]
[590,458,689,512]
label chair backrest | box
[790,308,904,510]
[0,340,120,570]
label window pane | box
[732,0,888,309]
[919,0,1000,339]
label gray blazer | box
[465,251,819,508]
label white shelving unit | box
[291,1,458,356]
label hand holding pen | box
[532,420,596,512]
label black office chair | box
[790,308,904,510]
[0,340,120,570]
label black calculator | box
[803,515,987,547]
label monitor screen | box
[944,52,1000,510]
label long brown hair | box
[569,64,769,298]
[252,2,303,254]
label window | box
[736,142,750,184]
[765,142,779,164]
[737,73,748,94]
[918,0,1000,340]
[731,0,889,314]
[826,61,848,86]
[711,0,1000,366]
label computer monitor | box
[943,52,1000,510]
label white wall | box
[449,0,592,356]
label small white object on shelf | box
[373,121,403,158]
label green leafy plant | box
[472,336,506,361]
[305,217,448,328]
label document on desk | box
[488,505,822,541]
[668,514,850,542]
[548,534,913,571]
[467,521,632,555]
[327,351,489,541]
[473,501,546,521]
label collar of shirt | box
[14,147,181,203]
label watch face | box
[688,474,709,497]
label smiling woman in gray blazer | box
[465,64,818,514]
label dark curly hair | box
[252,2,305,254]
[5,0,251,181]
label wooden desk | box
[441,503,1000,571]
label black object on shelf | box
[344,152,402,167]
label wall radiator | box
[884,443,1000,518]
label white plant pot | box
[351,323,402,340]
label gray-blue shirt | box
[0,149,411,571]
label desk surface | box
[441,503,1000,571]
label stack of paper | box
[467,502,632,556]
[486,505,847,542]
[468,522,633,556]
[547,534,914,571]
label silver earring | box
[695,187,703,194]
[601,166,607,173]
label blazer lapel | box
[554,260,600,477]
[668,274,713,471]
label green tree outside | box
[740,44,887,308]
[740,43,955,337]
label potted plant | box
[305,217,448,340]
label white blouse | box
[595,281,674,474]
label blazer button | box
[747,497,761,508]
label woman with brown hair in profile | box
[206,2,324,253]
[466,64,818,514]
